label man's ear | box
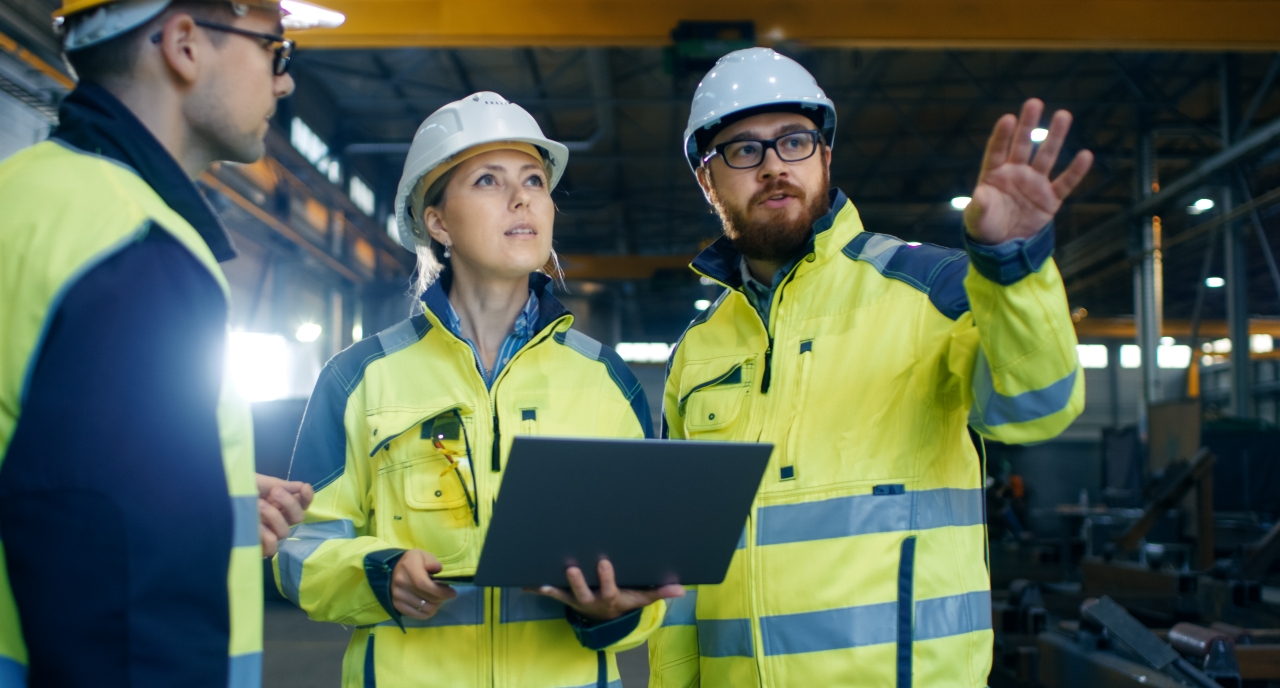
[696,165,714,204]
[155,12,202,85]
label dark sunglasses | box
[151,20,294,76]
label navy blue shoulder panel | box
[553,329,654,439]
[288,314,432,490]
[842,232,971,321]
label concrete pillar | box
[1137,131,1163,417]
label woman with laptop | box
[274,92,682,687]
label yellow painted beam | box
[558,254,694,280]
[294,0,1280,51]
[1074,317,1280,339]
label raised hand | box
[256,473,315,558]
[965,98,1094,245]
[531,559,685,622]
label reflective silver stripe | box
[697,618,754,658]
[561,329,603,360]
[736,527,746,550]
[376,317,421,356]
[500,588,565,623]
[853,233,905,272]
[662,590,698,626]
[915,590,992,642]
[0,655,27,687]
[755,488,983,547]
[969,349,1078,430]
[378,584,485,628]
[759,590,993,657]
[231,495,259,549]
[277,520,355,605]
[228,651,262,688]
[761,600,897,656]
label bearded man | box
[649,48,1092,688]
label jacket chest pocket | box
[371,409,477,567]
[679,356,755,440]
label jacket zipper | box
[490,395,501,472]
[760,338,774,393]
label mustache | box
[749,178,806,207]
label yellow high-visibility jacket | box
[275,274,665,688]
[0,140,262,685]
[649,190,1082,688]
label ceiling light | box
[1188,198,1216,214]
[1205,276,1225,288]
[950,196,971,210]
[1160,336,1175,346]
[1030,128,1049,142]
[695,299,711,311]
[296,323,323,342]
[616,342,674,363]
[280,0,346,30]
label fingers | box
[392,586,441,620]
[254,474,314,510]
[399,551,456,603]
[1051,149,1095,200]
[1007,98,1044,166]
[565,566,596,605]
[259,498,290,543]
[979,113,1017,179]
[260,524,279,559]
[294,482,315,510]
[1031,109,1073,174]
[266,485,306,527]
[596,560,620,601]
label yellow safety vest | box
[649,191,1083,688]
[276,279,663,688]
[0,141,263,686]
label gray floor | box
[263,600,650,687]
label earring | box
[443,244,451,259]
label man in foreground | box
[0,1,334,685]
[650,47,1091,687]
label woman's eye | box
[475,174,496,186]
[525,175,546,187]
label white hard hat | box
[57,0,342,52]
[682,47,836,172]
[392,91,569,252]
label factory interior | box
[2,1,1280,686]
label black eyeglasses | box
[702,130,823,169]
[153,20,294,76]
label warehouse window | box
[290,117,341,184]
[1076,344,1108,369]
[349,175,375,216]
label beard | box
[708,166,831,263]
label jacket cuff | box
[963,221,1055,286]
[363,548,408,632]
[566,607,643,651]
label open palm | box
[964,99,1094,244]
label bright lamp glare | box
[1120,344,1141,369]
[1194,198,1215,211]
[616,342,673,364]
[1030,128,1049,142]
[1076,344,1108,369]
[694,299,712,311]
[226,333,289,402]
[1251,334,1274,354]
[296,323,323,342]
[1205,276,1225,288]
[280,0,346,29]
[950,196,971,210]
[1157,345,1191,369]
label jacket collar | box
[691,188,850,287]
[420,270,572,337]
[51,84,236,262]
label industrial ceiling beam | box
[294,0,1280,50]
